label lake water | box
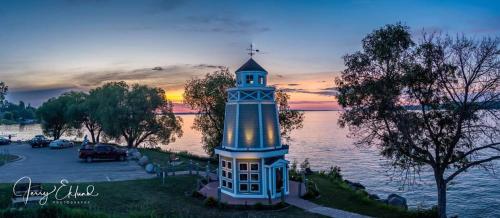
[1,111,498,217]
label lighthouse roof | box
[236,58,267,73]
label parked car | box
[49,139,74,149]
[79,144,127,162]
[30,135,51,148]
[0,136,11,145]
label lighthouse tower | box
[215,48,289,199]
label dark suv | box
[79,144,127,162]
[30,135,51,148]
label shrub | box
[253,202,264,210]
[302,180,320,199]
[326,166,342,181]
[204,197,218,208]
[191,190,204,198]
[289,160,302,182]
[300,158,312,175]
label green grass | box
[0,154,19,167]
[307,174,437,218]
[0,176,323,217]
[139,148,217,172]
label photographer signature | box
[12,176,99,205]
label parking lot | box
[0,143,155,183]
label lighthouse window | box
[250,163,259,171]
[258,75,264,84]
[239,184,248,192]
[246,75,254,84]
[240,173,248,181]
[221,158,233,190]
[250,184,260,192]
[250,173,259,181]
[239,163,248,171]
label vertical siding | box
[222,104,237,147]
[261,104,280,148]
[237,104,260,148]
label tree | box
[184,68,305,156]
[95,82,183,148]
[184,68,234,156]
[37,92,82,139]
[0,81,7,107]
[276,90,305,142]
[336,23,500,218]
[65,91,102,144]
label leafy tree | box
[184,68,234,156]
[37,92,82,139]
[184,68,305,156]
[66,91,102,144]
[95,82,183,148]
[336,23,500,218]
[0,81,7,106]
[276,90,305,142]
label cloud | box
[287,83,300,86]
[279,86,338,96]
[2,63,224,106]
[6,87,77,107]
[71,64,225,89]
[178,15,270,34]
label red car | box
[79,144,127,162]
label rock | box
[128,148,139,154]
[145,164,155,173]
[131,151,142,160]
[376,199,388,204]
[138,156,149,166]
[387,194,408,210]
[368,194,380,200]
[344,180,365,190]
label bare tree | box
[336,24,500,218]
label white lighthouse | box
[215,51,289,199]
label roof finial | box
[247,43,260,57]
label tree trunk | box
[96,129,101,143]
[90,130,96,144]
[435,173,447,218]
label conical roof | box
[236,58,267,73]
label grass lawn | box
[307,174,436,218]
[139,148,217,172]
[0,176,323,218]
[0,154,19,167]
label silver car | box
[49,139,74,149]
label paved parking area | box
[0,143,155,183]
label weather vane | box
[247,43,260,57]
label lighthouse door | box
[275,167,284,194]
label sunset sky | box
[1,0,499,111]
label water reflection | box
[1,111,499,217]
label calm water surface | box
[1,111,498,217]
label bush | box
[300,158,313,175]
[289,160,302,182]
[191,190,203,198]
[204,197,218,208]
[326,166,342,181]
[302,180,320,199]
[253,202,264,210]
